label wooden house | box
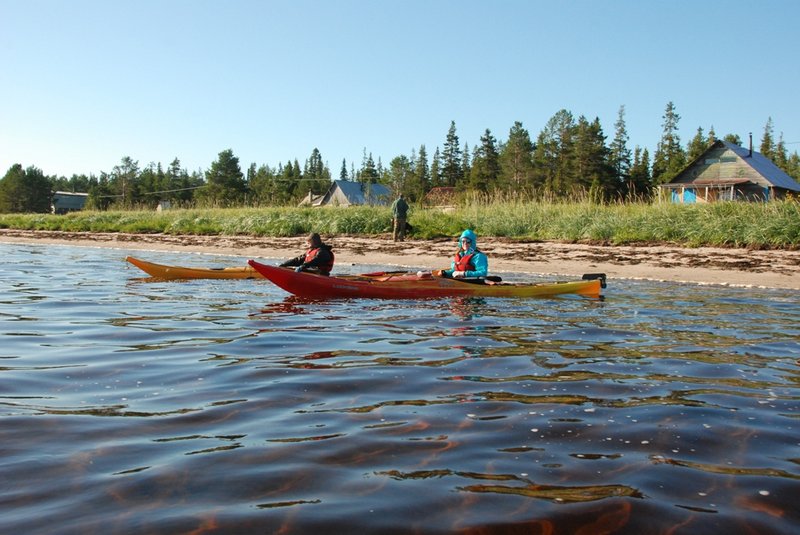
[297,191,325,207]
[660,140,800,203]
[51,191,88,214]
[422,186,457,211]
[317,180,391,206]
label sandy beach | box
[2,228,799,290]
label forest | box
[1,102,799,213]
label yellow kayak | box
[126,256,264,279]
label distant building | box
[51,191,88,214]
[317,180,391,206]
[422,186,457,211]
[660,140,800,203]
[156,200,172,211]
[297,191,325,207]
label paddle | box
[431,269,502,284]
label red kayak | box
[248,260,605,299]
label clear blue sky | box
[2,0,799,178]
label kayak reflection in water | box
[433,229,489,280]
[279,232,335,276]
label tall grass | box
[1,199,798,248]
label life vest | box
[305,247,335,275]
[453,251,477,272]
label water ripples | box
[1,243,798,534]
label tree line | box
[2,102,799,213]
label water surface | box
[1,243,798,534]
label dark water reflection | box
[1,244,798,534]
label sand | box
[2,229,799,290]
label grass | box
[1,199,799,249]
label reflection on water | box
[1,243,798,535]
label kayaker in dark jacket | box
[280,233,335,276]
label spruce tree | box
[461,142,471,186]
[533,109,576,196]
[652,101,686,184]
[388,155,413,198]
[469,129,501,193]
[359,151,379,184]
[723,133,742,146]
[441,121,462,187]
[760,117,775,160]
[197,149,246,207]
[409,144,430,201]
[430,147,442,188]
[499,121,535,193]
[686,127,708,162]
[774,133,789,171]
[304,148,330,195]
[608,106,631,191]
[628,146,652,200]
[0,164,52,213]
[574,116,613,200]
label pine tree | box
[340,159,348,181]
[774,133,789,171]
[469,129,501,193]
[111,156,140,207]
[0,164,52,213]
[760,117,775,160]
[787,152,800,181]
[686,127,708,162]
[304,148,330,195]
[408,144,430,201]
[499,121,535,193]
[708,126,717,144]
[608,106,632,194]
[460,142,471,187]
[723,133,742,146]
[358,151,379,184]
[628,146,652,200]
[651,101,686,184]
[196,149,246,207]
[249,164,277,205]
[532,109,576,196]
[574,116,613,201]
[441,121,462,187]
[430,147,442,188]
[388,155,413,198]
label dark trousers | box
[393,218,406,241]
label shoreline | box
[2,228,799,290]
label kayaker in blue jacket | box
[435,229,488,279]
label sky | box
[2,0,799,179]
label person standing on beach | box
[391,194,409,242]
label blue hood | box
[460,229,477,251]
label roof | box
[326,180,391,205]
[667,140,800,192]
[718,140,800,191]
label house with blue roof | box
[660,140,800,202]
[317,180,391,206]
[51,191,89,214]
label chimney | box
[749,132,753,157]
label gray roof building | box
[318,180,391,206]
[661,140,800,202]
